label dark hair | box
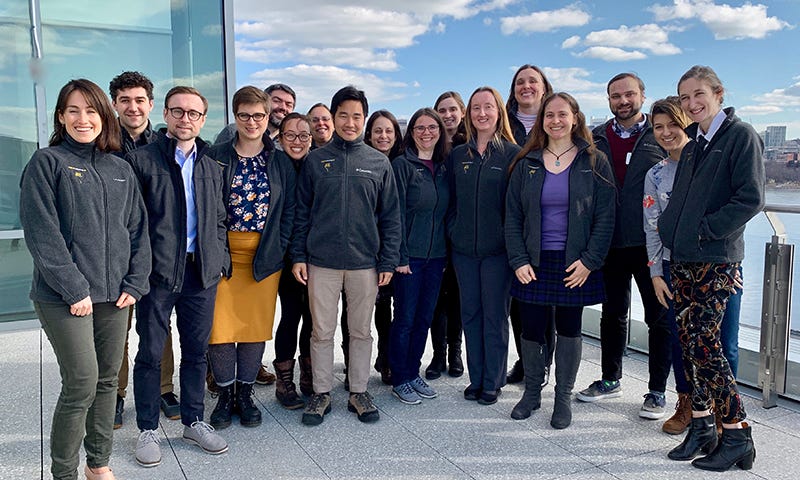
[650,96,691,129]
[365,110,403,159]
[265,83,296,102]
[109,71,154,101]
[330,85,368,118]
[403,108,448,162]
[606,72,645,94]
[164,86,208,113]
[464,86,515,150]
[506,64,553,114]
[434,91,467,147]
[279,112,311,133]
[233,85,269,114]
[511,92,596,173]
[51,78,121,152]
[678,65,725,104]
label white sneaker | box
[135,429,161,467]
[183,420,228,454]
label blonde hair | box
[464,86,516,153]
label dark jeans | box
[429,262,462,357]
[134,258,217,430]
[36,301,128,479]
[389,257,447,386]
[666,261,743,393]
[452,251,512,392]
[275,264,313,361]
[517,302,582,342]
[601,246,670,392]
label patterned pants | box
[671,262,746,424]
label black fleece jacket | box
[208,133,296,280]
[291,132,401,273]
[20,135,151,305]
[659,107,765,263]
[505,139,616,272]
[126,134,229,292]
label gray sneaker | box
[639,392,667,419]
[182,420,229,455]
[409,376,438,399]
[135,429,161,468]
[392,382,422,405]
[576,379,622,403]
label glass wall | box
[0,0,229,322]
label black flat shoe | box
[463,385,481,401]
[477,389,501,405]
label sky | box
[232,0,800,139]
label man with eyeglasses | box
[127,86,231,467]
[215,83,297,151]
[291,86,401,425]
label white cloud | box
[754,82,800,108]
[248,64,410,110]
[575,46,648,61]
[738,105,783,116]
[583,24,681,55]
[561,35,581,49]
[499,5,591,34]
[650,0,790,40]
[542,67,605,92]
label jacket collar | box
[331,131,365,149]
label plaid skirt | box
[511,249,605,306]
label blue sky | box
[233,0,799,138]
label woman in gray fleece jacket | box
[20,79,151,480]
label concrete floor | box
[1,320,799,480]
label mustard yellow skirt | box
[210,231,281,344]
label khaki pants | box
[308,265,378,394]
[118,306,175,397]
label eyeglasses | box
[413,124,439,133]
[167,107,204,121]
[236,112,267,122]
[281,132,311,142]
[311,115,331,123]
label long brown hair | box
[50,79,121,152]
[505,64,553,114]
[510,92,596,174]
[402,108,449,162]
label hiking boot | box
[348,392,380,423]
[160,392,180,420]
[273,359,305,410]
[639,392,667,420]
[392,382,422,405]
[113,396,124,430]
[298,356,313,396]
[576,379,622,403]
[410,376,438,399]
[425,355,446,380]
[183,421,228,455]
[663,393,692,435]
[302,392,331,426]
[256,364,276,385]
[209,383,234,429]
[506,358,524,384]
[235,382,262,427]
[135,429,161,468]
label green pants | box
[35,301,128,480]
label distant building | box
[589,116,609,129]
[765,126,787,148]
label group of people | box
[21,63,764,480]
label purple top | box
[540,165,571,250]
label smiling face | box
[678,77,724,133]
[542,96,575,142]
[235,102,268,142]
[269,89,295,130]
[608,76,645,125]
[369,116,396,155]
[652,112,690,157]
[435,97,463,137]
[469,90,499,136]
[514,67,546,113]
[279,117,312,160]
[112,86,153,134]
[308,105,333,146]
[412,114,440,154]
[164,93,206,141]
[333,99,365,142]
[59,90,102,144]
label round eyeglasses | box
[167,107,204,121]
[281,132,311,142]
[236,112,267,122]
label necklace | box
[545,143,575,167]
